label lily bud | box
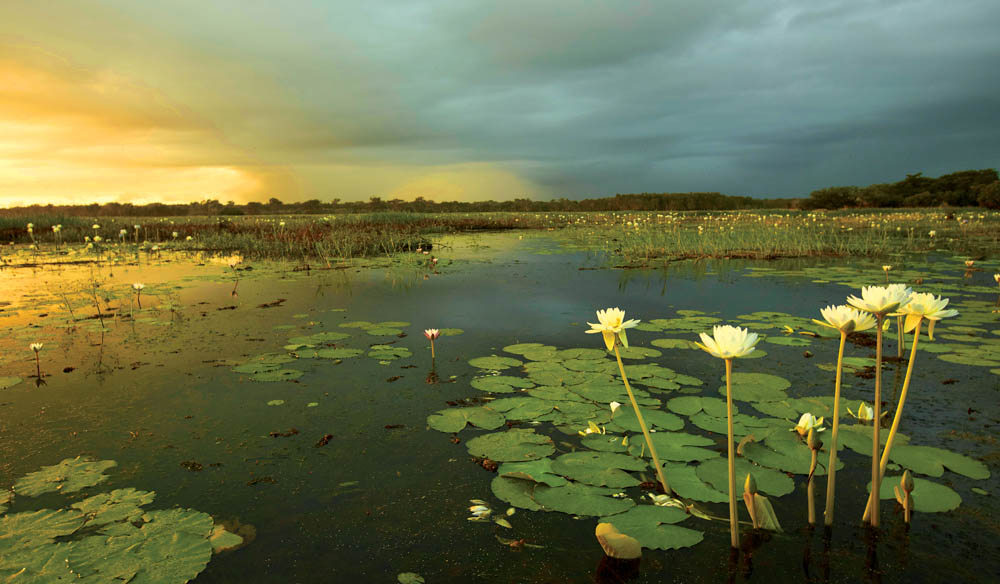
[807,428,823,451]
[744,473,757,496]
[902,470,914,493]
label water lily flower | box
[578,420,606,436]
[120,229,128,236]
[132,283,144,290]
[93,236,102,243]
[695,325,759,359]
[882,265,892,272]
[92,224,100,230]
[847,401,874,422]
[792,413,825,437]
[994,273,1000,284]
[928,230,936,237]
[30,342,43,352]
[172,231,179,239]
[423,329,440,340]
[186,235,193,241]
[813,305,876,333]
[965,260,974,267]
[586,307,639,351]
[846,284,912,317]
[610,401,621,415]
[894,292,958,340]
[52,224,61,233]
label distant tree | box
[975,181,1000,209]
[802,186,859,209]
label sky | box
[1,0,998,206]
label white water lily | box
[30,342,43,352]
[609,401,621,415]
[894,292,958,340]
[847,401,874,422]
[132,283,144,290]
[586,307,640,351]
[882,265,892,272]
[813,305,876,333]
[695,325,759,359]
[846,284,912,316]
[52,224,61,233]
[578,420,606,436]
[792,413,825,437]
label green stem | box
[808,449,818,526]
[725,358,739,549]
[823,331,847,526]
[896,316,905,358]
[430,339,435,360]
[867,315,884,527]
[863,318,921,523]
[613,345,672,496]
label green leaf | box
[491,476,542,511]
[209,524,244,553]
[486,397,553,420]
[0,509,85,548]
[249,368,303,382]
[550,452,647,488]
[470,375,535,393]
[601,505,704,550]
[367,345,411,360]
[426,406,506,433]
[889,444,990,480]
[468,356,524,370]
[0,376,23,390]
[650,338,699,350]
[717,372,790,402]
[498,459,568,487]
[14,457,117,497]
[72,488,156,527]
[748,493,782,531]
[533,482,635,516]
[314,348,363,359]
[398,573,425,584]
[696,457,794,497]
[873,476,962,513]
[616,346,662,359]
[660,463,727,503]
[628,432,718,462]
[466,429,555,462]
[607,408,684,433]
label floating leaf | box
[314,348,363,359]
[889,444,990,480]
[601,505,703,550]
[491,476,542,511]
[250,369,303,382]
[487,396,553,420]
[498,459,567,487]
[616,346,662,359]
[0,508,85,548]
[438,328,464,336]
[209,525,244,553]
[72,488,156,527]
[533,482,635,516]
[398,573,425,584]
[607,408,684,433]
[717,373,790,402]
[14,457,117,497]
[660,463,727,503]
[873,476,962,513]
[550,452,647,488]
[367,345,411,360]
[628,432,718,462]
[651,338,699,350]
[468,356,524,370]
[466,429,555,462]
[426,406,506,433]
[471,375,535,393]
[0,376,23,390]
[696,458,794,497]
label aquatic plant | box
[812,304,875,526]
[586,308,672,496]
[806,429,823,526]
[861,292,958,523]
[133,282,144,309]
[30,342,43,379]
[846,284,912,527]
[694,325,760,548]
[424,328,440,360]
[894,470,915,524]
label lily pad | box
[550,452,647,488]
[487,396,554,420]
[616,346,662,359]
[427,406,506,433]
[0,508,85,548]
[0,376,23,390]
[469,356,524,370]
[249,369,303,382]
[696,457,794,497]
[72,488,156,527]
[600,505,703,550]
[491,476,542,511]
[628,432,719,462]
[466,429,555,462]
[873,476,962,513]
[650,338,699,350]
[367,345,411,360]
[888,444,990,480]
[14,457,117,497]
[717,373,790,402]
[438,328,464,336]
[498,459,568,487]
[314,348,363,359]
[667,396,735,418]
[471,376,535,393]
[660,463,728,503]
[607,408,684,433]
[533,482,635,516]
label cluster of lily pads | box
[426,287,992,556]
[0,456,242,582]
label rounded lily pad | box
[608,408,684,433]
[651,338,699,350]
[466,429,555,462]
[249,369,303,382]
[470,375,536,394]
[14,457,117,497]
[888,444,990,480]
[497,459,567,487]
[873,476,962,513]
[532,482,635,516]
[468,356,524,370]
[616,346,662,359]
[696,457,794,497]
[628,432,718,462]
[550,452,648,488]
[438,328,464,336]
[426,406,506,433]
[660,463,728,503]
[314,348,363,359]
[367,345,411,360]
[601,505,703,550]
[717,373,790,402]
[0,376,23,390]
[491,476,542,511]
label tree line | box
[2,168,997,217]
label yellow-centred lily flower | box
[846,284,912,316]
[586,307,640,351]
[792,413,825,437]
[894,292,958,340]
[578,420,606,436]
[847,401,874,422]
[30,342,43,352]
[609,401,621,415]
[882,265,892,272]
[812,305,876,333]
[132,283,145,290]
[695,325,759,359]
[994,273,999,284]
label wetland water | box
[1,232,998,583]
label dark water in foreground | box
[1,232,997,583]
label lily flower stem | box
[863,318,921,523]
[868,315,884,527]
[725,358,739,549]
[35,353,41,379]
[430,340,435,360]
[137,291,142,310]
[823,331,847,526]
[612,345,672,497]
[808,449,818,526]
[896,316,905,358]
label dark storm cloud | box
[3,0,998,201]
